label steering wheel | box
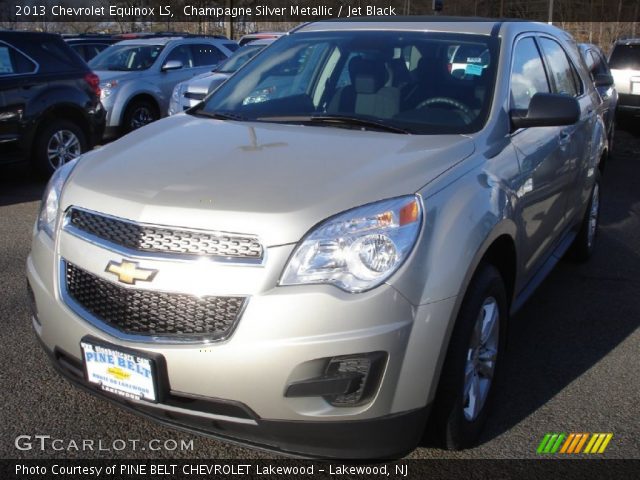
[416,97,474,123]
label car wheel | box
[123,99,159,133]
[34,119,87,176]
[569,174,601,262]
[432,264,507,450]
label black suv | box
[63,34,120,61]
[0,31,105,175]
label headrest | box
[349,57,387,94]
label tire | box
[122,99,159,134]
[33,119,87,177]
[568,173,601,262]
[432,264,507,450]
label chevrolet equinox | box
[28,20,607,459]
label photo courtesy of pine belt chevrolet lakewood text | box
[27,19,607,459]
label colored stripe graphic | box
[539,433,613,454]
[537,433,566,454]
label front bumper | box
[27,224,456,458]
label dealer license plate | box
[632,82,640,95]
[81,341,157,402]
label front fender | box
[106,80,162,128]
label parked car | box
[168,38,275,116]
[88,36,238,138]
[28,20,606,459]
[579,43,618,154]
[609,38,640,118]
[63,34,120,62]
[0,31,105,175]
[238,31,284,46]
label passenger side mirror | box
[594,73,614,87]
[510,93,580,131]
[161,60,183,72]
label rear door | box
[0,40,39,162]
[509,35,573,282]
[537,36,595,226]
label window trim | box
[0,40,39,77]
[536,34,585,99]
[507,33,553,129]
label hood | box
[94,70,144,84]
[186,72,231,94]
[64,115,475,246]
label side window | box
[538,37,580,97]
[590,51,609,76]
[0,44,37,75]
[190,44,227,67]
[166,45,194,68]
[510,37,550,110]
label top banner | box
[2,0,640,23]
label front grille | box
[65,262,245,339]
[67,208,263,260]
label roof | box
[116,36,227,46]
[297,17,566,39]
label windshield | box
[194,31,498,134]
[216,44,266,73]
[89,44,164,71]
[609,44,640,70]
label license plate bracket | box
[80,337,161,403]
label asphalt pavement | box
[1,127,638,460]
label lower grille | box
[185,91,206,101]
[64,262,245,340]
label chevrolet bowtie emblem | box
[105,260,157,285]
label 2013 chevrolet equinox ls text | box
[28,20,606,459]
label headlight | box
[37,158,79,239]
[168,83,186,116]
[280,195,422,293]
[100,80,118,100]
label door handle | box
[559,130,572,146]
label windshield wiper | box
[189,110,245,121]
[256,115,411,134]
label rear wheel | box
[432,264,507,450]
[569,174,601,262]
[33,119,87,176]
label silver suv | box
[609,38,640,118]
[89,37,238,138]
[28,20,606,459]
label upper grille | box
[65,262,245,339]
[67,208,263,260]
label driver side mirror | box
[161,60,183,72]
[510,93,580,131]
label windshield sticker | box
[465,63,483,76]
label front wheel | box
[432,264,507,450]
[122,99,159,134]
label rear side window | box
[224,43,239,52]
[510,37,550,110]
[589,50,610,76]
[0,43,37,75]
[609,44,640,70]
[190,44,227,66]
[538,37,581,97]
[37,40,84,72]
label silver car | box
[28,20,606,459]
[168,39,275,116]
[89,37,238,138]
[609,38,640,118]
